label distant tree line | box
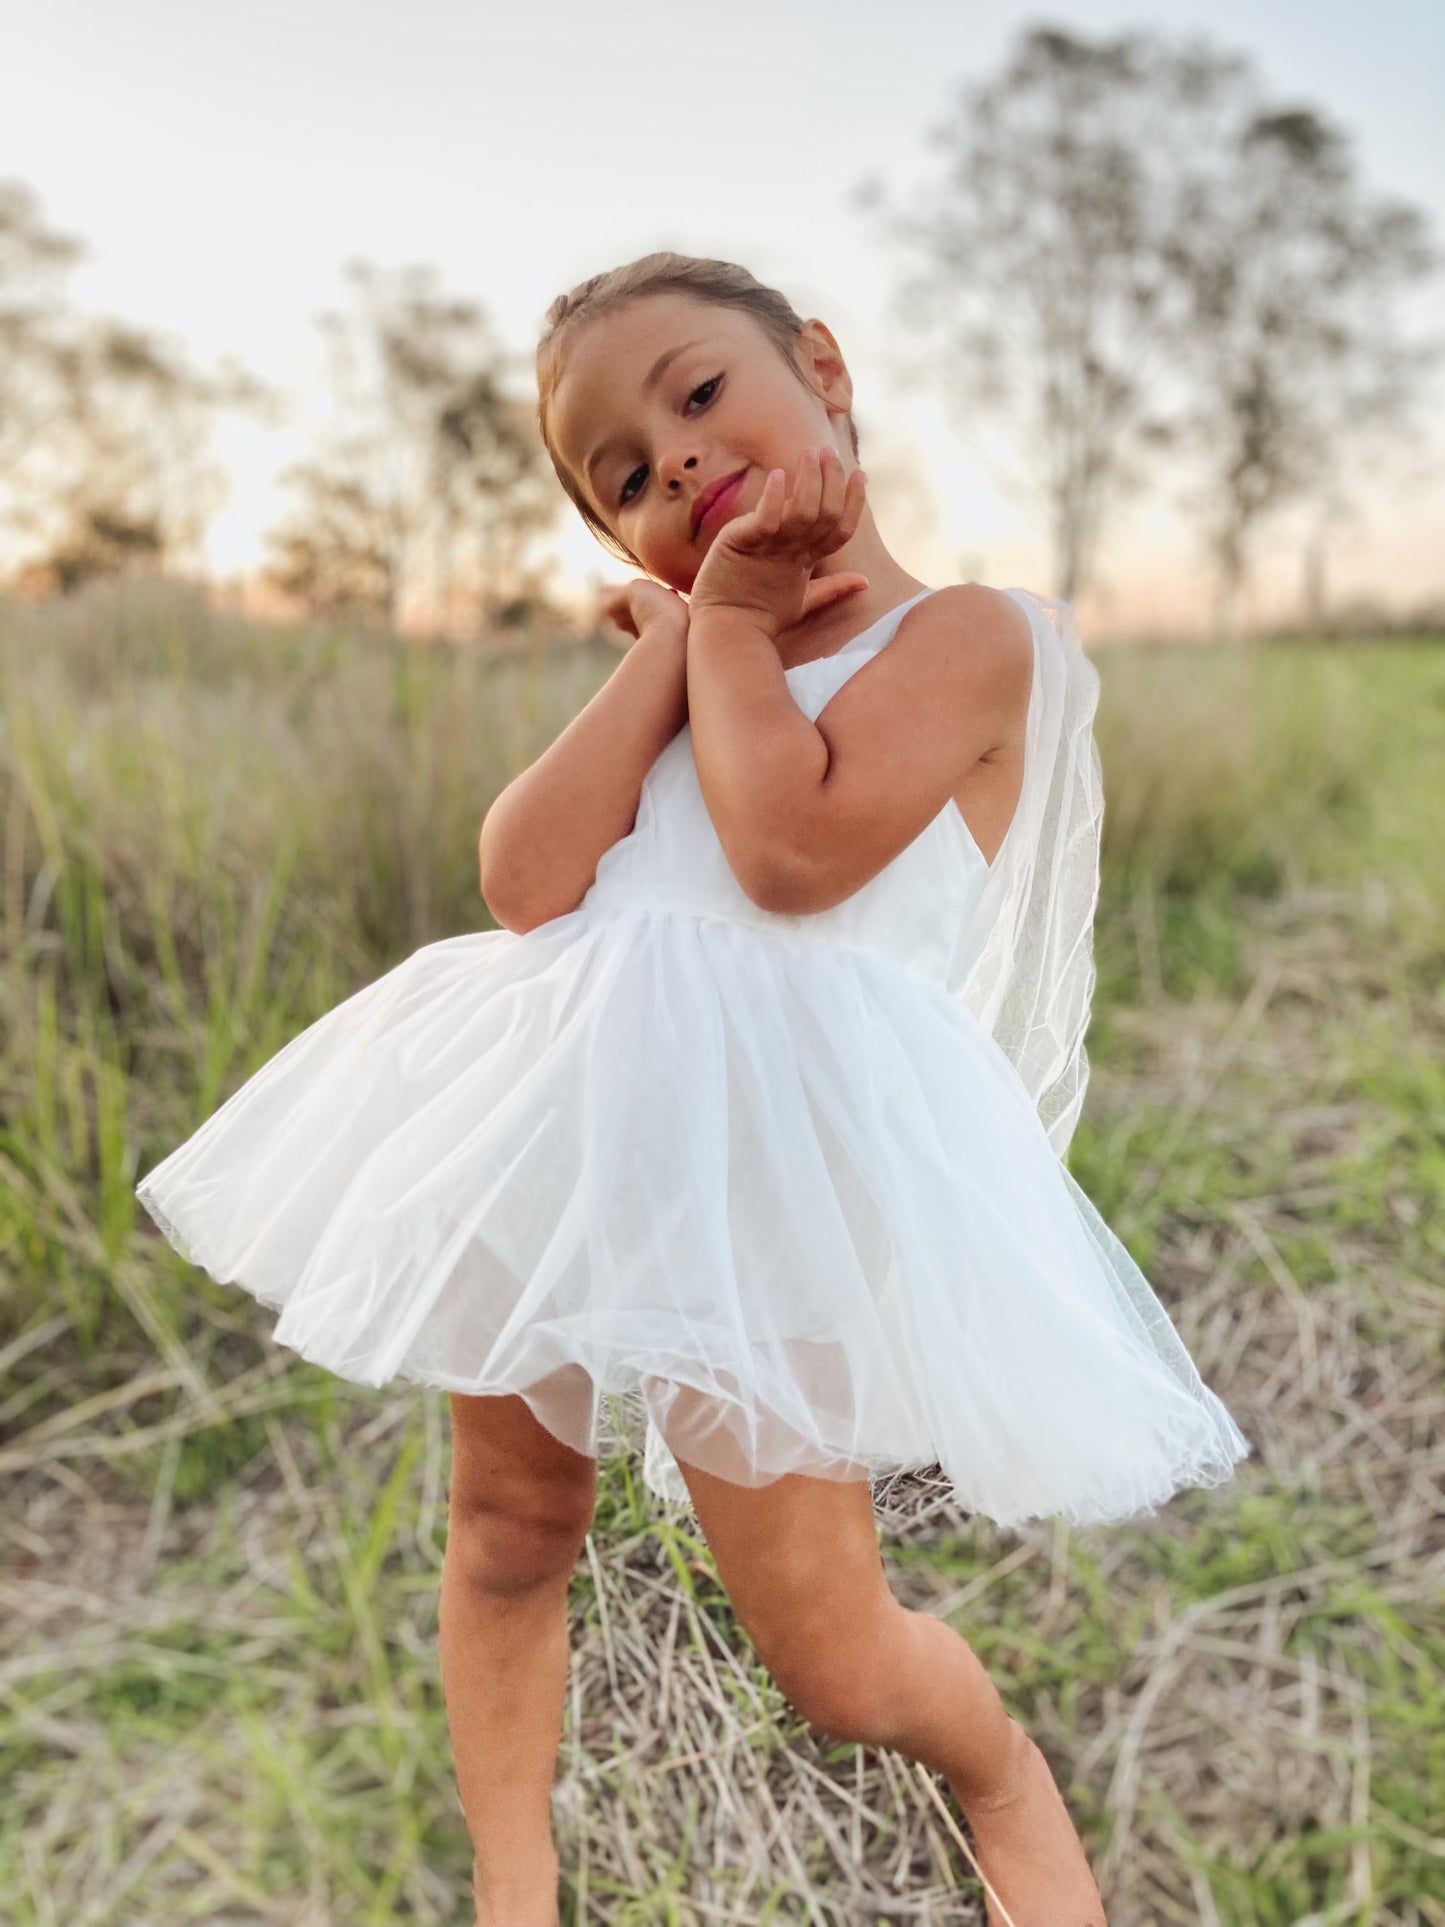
[1,23,1439,637]
[0,181,260,594]
[0,190,563,636]
[856,24,1440,633]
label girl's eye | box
[618,375,722,507]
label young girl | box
[135,251,1252,1927]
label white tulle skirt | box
[135,905,1251,1530]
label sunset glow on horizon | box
[7,0,1443,640]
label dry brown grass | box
[2,586,1441,1922]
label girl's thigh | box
[447,1378,598,1529]
[674,1453,898,1668]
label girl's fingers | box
[808,449,860,557]
[801,570,870,616]
[804,447,831,528]
[844,463,868,532]
[826,449,868,532]
[795,446,825,532]
[819,462,864,549]
[599,594,637,637]
[738,452,866,556]
[760,467,787,533]
[775,451,805,538]
[818,444,845,524]
[794,447,853,541]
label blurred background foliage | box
[1,24,1440,639]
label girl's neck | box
[774,566,933,670]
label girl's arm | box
[479,620,688,934]
[690,585,1030,913]
[683,455,1029,912]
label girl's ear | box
[797,319,854,416]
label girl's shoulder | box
[888,581,1035,739]
[901,579,1034,651]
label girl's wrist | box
[636,616,689,665]
[631,618,690,712]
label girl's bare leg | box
[442,1391,597,1927]
[674,1454,1106,1926]
[438,1548,569,1925]
[888,1611,1107,1927]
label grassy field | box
[1,578,1441,1925]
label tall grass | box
[2,577,1441,1924]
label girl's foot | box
[953,1723,1107,1927]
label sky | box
[3,0,1443,636]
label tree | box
[854,29,1439,620]
[1166,108,1439,635]
[0,177,264,592]
[26,323,261,592]
[0,181,83,494]
[262,459,397,621]
[265,261,558,634]
[432,368,562,631]
[855,28,1249,601]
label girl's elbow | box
[479,798,543,927]
[478,829,511,920]
[480,872,531,933]
[480,836,539,932]
[739,833,861,916]
[482,881,573,935]
[741,869,794,916]
[735,841,815,916]
[480,861,568,933]
[480,838,593,933]
[730,788,840,915]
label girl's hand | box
[597,578,689,654]
[687,445,870,639]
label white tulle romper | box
[136,586,1251,1530]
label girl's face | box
[548,291,857,595]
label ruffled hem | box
[135,906,1251,1531]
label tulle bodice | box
[580,591,990,993]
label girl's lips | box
[695,469,747,538]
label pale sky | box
[4,0,1442,636]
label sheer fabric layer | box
[137,907,1251,1531]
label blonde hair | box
[535,250,861,568]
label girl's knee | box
[774,1654,903,1748]
[763,1603,914,1747]
[445,1491,592,1598]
